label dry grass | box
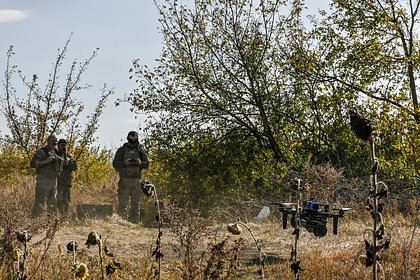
[1,208,420,279]
[1,172,419,279]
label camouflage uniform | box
[112,138,149,223]
[30,145,62,218]
[57,152,77,214]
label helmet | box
[127,131,139,144]
[127,131,138,139]
[58,139,67,145]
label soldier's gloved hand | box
[42,156,54,166]
[125,159,141,166]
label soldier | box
[112,131,149,223]
[30,135,62,218]
[56,139,77,215]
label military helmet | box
[58,139,67,145]
[127,131,138,140]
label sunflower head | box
[71,262,89,280]
[227,223,242,235]
[85,231,102,248]
[17,230,32,243]
[106,260,123,275]
[67,240,78,252]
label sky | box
[0,0,163,148]
[0,1,330,149]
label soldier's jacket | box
[112,143,149,178]
[58,153,77,187]
[30,146,62,176]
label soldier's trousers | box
[118,177,141,223]
[57,183,71,214]
[31,176,58,218]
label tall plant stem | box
[98,242,104,280]
[294,179,302,280]
[370,138,378,280]
[152,186,162,280]
[235,221,265,279]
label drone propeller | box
[329,207,352,212]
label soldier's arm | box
[112,147,125,169]
[138,149,149,169]
[30,149,54,169]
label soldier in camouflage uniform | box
[112,131,149,223]
[56,139,77,215]
[30,135,62,218]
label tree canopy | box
[125,0,418,201]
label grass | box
[0,175,419,279]
[1,213,419,279]
[2,216,420,279]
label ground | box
[22,210,419,279]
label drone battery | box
[311,202,320,210]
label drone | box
[279,200,351,237]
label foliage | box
[72,145,115,188]
[1,34,114,161]
[126,0,319,199]
[311,0,420,183]
[146,131,287,211]
[124,0,419,195]
[127,0,326,174]
[0,142,32,186]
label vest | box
[58,153,76,186]
[35,147,62,176]
[121,146,141,178]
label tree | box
[311,0,420,183]
[128,0,334,170]
[128,0,418,199]
[2,35,114,160]
[332,0,419,121]
[126,0,380,199]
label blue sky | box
[0,1,330,148]
[0,0,162,148]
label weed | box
[227,220,266,279]
[141,180,164,279]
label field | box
[0,177,419,279]
[50,213,417,280]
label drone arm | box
[333,216,339,235]
[282,211,288,229]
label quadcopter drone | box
[279,200,351,237]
